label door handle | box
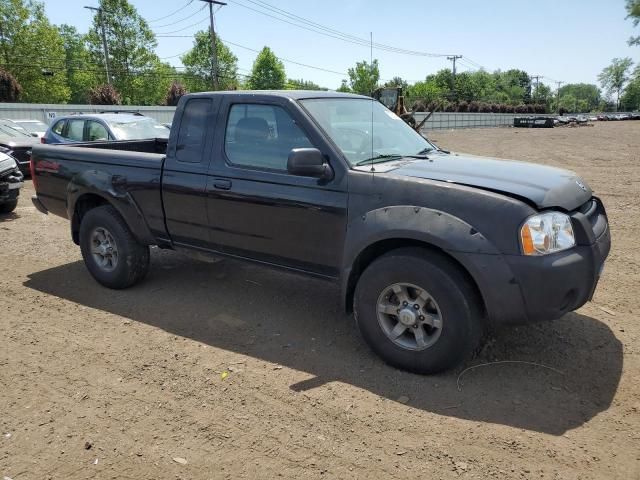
[213,179,232,190]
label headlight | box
[520,211,575,255]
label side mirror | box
[287,148,332,179]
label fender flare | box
[341,205,508,312]
[66,169,155,245]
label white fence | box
[0,103,557,131]
[0,103,176,124]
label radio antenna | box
[370,31,374,173]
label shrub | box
[89,84,122,105]
[0,68,22,102]
[468,101,480,112]
[534,104,547,114]
[165,81,188,106]
[457,101,468,112]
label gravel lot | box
[1,122,638,479]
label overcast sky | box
[44,0,639,90]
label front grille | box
[576,198,607,239]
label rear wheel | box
[0,199,18,214]
[354,247,483,374]
[79,205,149,289]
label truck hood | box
[388,152,592,210]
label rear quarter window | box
[176,99,212,163]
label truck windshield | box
[109,117,170,140]
[299,98,436,166]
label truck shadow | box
[24,250,622,436]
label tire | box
[79,205,150,289]
[0,199,18,214]
[354,247,483,374]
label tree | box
[384,76,408,89]
[181,30,238,91]
[621,66,640,110]
[532,83,552,106]
[0,0,70,103]
[58,24,99,103]
[247,47,285,90]
[89,83,121,104]
[347,59,379,95]
[86,0,170,104]
[165,80,187,106]
[0,67,22,102]
[627,0,640,46]
[336,79,350,92]
[285,78,325,90]
[557,83,601,111]
[598,57,634,110]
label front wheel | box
[0,199,18,214]
[79,205,150,289]
[354,247,483,374]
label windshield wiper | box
[416,147,434,155]
[354,154,403,166]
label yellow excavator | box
[372,87,434,132]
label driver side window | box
[224,104,313,171]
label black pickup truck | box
[31,91,610,374]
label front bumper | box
[0,168,24,202]
[455,197,611,324]
[503,222,610,322]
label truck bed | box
[31,139,168,241]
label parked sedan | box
[6,119,49,138]
[0,121,39,175]
[42,113,170,144]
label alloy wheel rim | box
[90,227,118,272]
[376,282,443,351]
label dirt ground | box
[1,122,639,480]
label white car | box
[3,119,49,138]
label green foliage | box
[0,67,22,101]
[286,78,326,90]
[384,76,408,89]
[247,47,286,90]
[0,0,70,102]
[86,0,172,104]
[336,79,350,92]
[58,24,98,103]
[181,30,238,91]
[532,83,552,105]
[598,57,634,109]
[621,66,640,110]
[557,83,601,112]
[347,59,379,95]
[89,83,121,104]
[626,0,640,46]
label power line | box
[147,0,195,23]
[226,0,456,58]
[153,5,207,29]
[220,38,347,76]
[154,17,210,35]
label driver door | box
[204,95,349,277]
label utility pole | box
[530,75,541,93]
[84,6,111,84]
[200,0,226,90]
[446,55,462,100]
[556,81,564,112]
